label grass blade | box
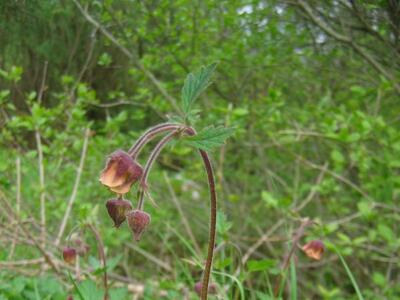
[334,246,364,300]
[68,272,86,300]
[212,270,245,300]
[290,257,297,300]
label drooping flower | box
[126,210,151,241]
[99,150,143,194]
[71,235,90,256]
[106,198,133,228]
[63,247,77,265]
[301,239,325,260]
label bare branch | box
[35,130,46,272]
[295,0,400,93]
[0,189,61,275]
[72,0,182,114]
[55,128,90,246]
[8,156,22,259]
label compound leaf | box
[185,126,234,150]
[181,63,217,115]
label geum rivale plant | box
[99,63,234,299]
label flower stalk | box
[128,123,181,158]
[137,126,217,300]
[139,130,180,190]
[100,123,218,300]
[198,149,217,300]
[87,224,108,300]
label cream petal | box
[100,159,127,187]
[110,181,132,194]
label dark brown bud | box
[194,281,217,297]
[66,295,74,300]
[126,210,151,241]
[99,150,143,194]
[106,199,132,228]
[302,239,325,260]
[63,247,77,265]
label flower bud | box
[106,199,132,228]
[99,150,143,194]
[73,238,90,256]
[301,239,325,260]
[126,210,151,241]
[63,247,77,265]
[194,281,217,297]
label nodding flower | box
[105,198,133,228]
[302,239,325,260]
[63,247,77,265]
[99,150,143,194]
[71,237,90,256]
[126,210,151,241]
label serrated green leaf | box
[88,255,102,271]
[181,63,217,114]
[216,211,232,235]
[78,280,103,300]
[109,287,129,300]
[89,254,121,275]
[185,126,234,150]
[106,254,122,272]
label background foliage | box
[0,0,399,299]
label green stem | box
[273,219,312,297]
[334,246,364,300]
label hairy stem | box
[139,130,179,191]
[198,150,217,300]
[136,189,145,210]
[184,127,217,299]
[132,124,217,299]
[128,123,181,158]
[87,224,108,300]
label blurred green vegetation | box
[0,0,399,299]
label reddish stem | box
[128,123,181,158]
[184,127,217,300]
[198,149,217,300]
[132,125,217,300]
[88,224,108,300]
[139,130,179,190]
